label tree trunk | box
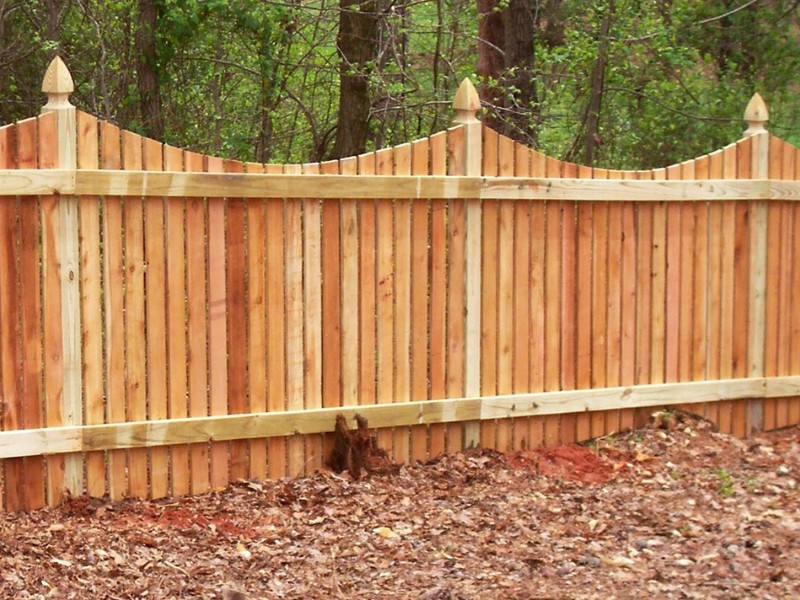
[502,0,537,144]
[476,0,538,145]
[136,0,164,140]
[46,0,60,50]
[331,0,379,159]
[476,0,505,131]
[584,0,614,166]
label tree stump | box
[329,414,399,479]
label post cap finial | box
[453,78,481,124]
[42,56,74,95]
[743,93,768,136]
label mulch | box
[1,412,798,599]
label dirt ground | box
[1,413,799,599]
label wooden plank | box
[650,175,667,388]
[560,161,578,443]
[356,156,377,436]
[8,168,800,201]
[5,376,799,459]
[575,165,594,441]
[77,112,106,500]
[776,142,795,427]
[302,162,323,473]
[245,162,267,480]
[225,159,249,481]
[340,158,360,414]
[792,182,800,427]
[375,149,395,453]
[39,116,67,506]
[619,175,636,430]
[496,136,514,451]
[164,145,190,496]
[705,151,724,426]
[716,145,738,433]
[207,155,229,491]
[605,170,623,434]
[321,158,342,424]
[43,107,84,501]
[143,136,169,499]
[265,165,287,479]
[480,130,499,451]
[393,144,412,464]
[528,152,546,448]
[679,198,695,385]
[632,171,653,428]
[122,131,148,499]
[428,133,447,457]
[791,146,800,427]
[763,138,782,431]
[50,168,800,199]
[394,144,411,464]
[101,121,127,500]
[664,165,682,385]
[0,123,12,513]
[748,132,770,435]
[186,151,210,493]
[285,164,306,477]
[691,174,710,420]
[544,189,562,445]
[513,146,532,450]
[732,138,752,437]
[0,121,29,511]
[591,195,609,437]
[446,129,466,452]
[410,139,430,462]
[0,169,74,195]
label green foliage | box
[716,468,734,496]
[0,0,798,164]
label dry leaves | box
[0,417,798,598]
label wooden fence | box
[1,57,799,512]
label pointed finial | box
[42,56,74,111]
[453,78,481,124]
[743,93,768,136]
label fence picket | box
[165,144,190,497]
[144,137,169,499]
[225,158,249,481]
[245,162,268,481]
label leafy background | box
[2,0,797,168]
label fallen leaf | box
[236,541,252,560]
[373,527,400,539]
[601,555,635,567]
[50,558,72,567]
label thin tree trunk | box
[331,0,379,159]
[476,0,504,131]
[46,0,60,50]
[136,0,164,140]
[584,0,614,166]
[502,0,537,145]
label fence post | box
[744,93,768,435]
[452,79,482,448]
[41,57,83,496]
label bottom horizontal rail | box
[1,376,799,460]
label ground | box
[1,413,799,599]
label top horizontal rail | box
[1,169,800,201]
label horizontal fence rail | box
[2,376,799,460]
[3,169,800,200]
[0,60,799,512]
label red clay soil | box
[507,444,618,484]
[1,414,799,599]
